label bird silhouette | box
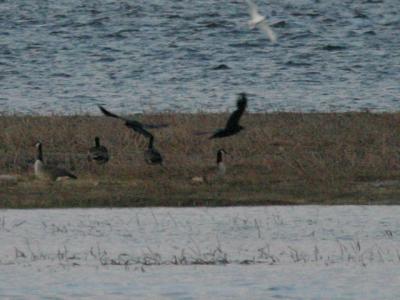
[245,0,277,43]
[210,93,247,139]
[99,105,164,165]
[88,136,109,165]
[98,105,168,139]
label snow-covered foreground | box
[1,206,400,299]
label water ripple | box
[0,0,399,114]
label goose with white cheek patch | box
[192,149,228,183]
[34,141,77,181]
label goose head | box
[217,148,228,163]
[34,141,43,162]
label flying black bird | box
[210,93,248,139]
[144,136,163,165]
[99,105,164,165]
[98,105,168,139]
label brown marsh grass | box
[1,112,400,207]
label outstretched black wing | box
[98,105,168,128]
[224,93,247,130]
[98,105,121,119]
[124,120,153,139]
[98,105,153,139]
[143,123,169,129]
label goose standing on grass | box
[245,0,277,44]
[210,93,248,139]
[192,149,228,183]
[34,141,77,181]
[210,148,228,179]
[88,136,109,165]
[144,136,163,165]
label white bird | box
[245,0,277,44]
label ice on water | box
[0,206,399,299]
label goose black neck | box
[36,144,43,161]
[217,151,223,163]
[95,137,100,147]
[148,136,154,149]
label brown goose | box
[88,136,109,165]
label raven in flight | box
[210,93,247,139]
[98,105,168,139]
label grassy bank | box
[1,112,400,207]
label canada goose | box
[34,142,77,181]
[211,148,227,179]
[98,105,168,139]
[192,149,228,183]
[88,136,109,165]
[210,93,247,139]
[144,136,163,165]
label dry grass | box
[1,112,400,207]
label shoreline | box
[1,112,400,208]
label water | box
[1,206,400,299]
[0,0,399,114]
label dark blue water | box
[0,0,399,114]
